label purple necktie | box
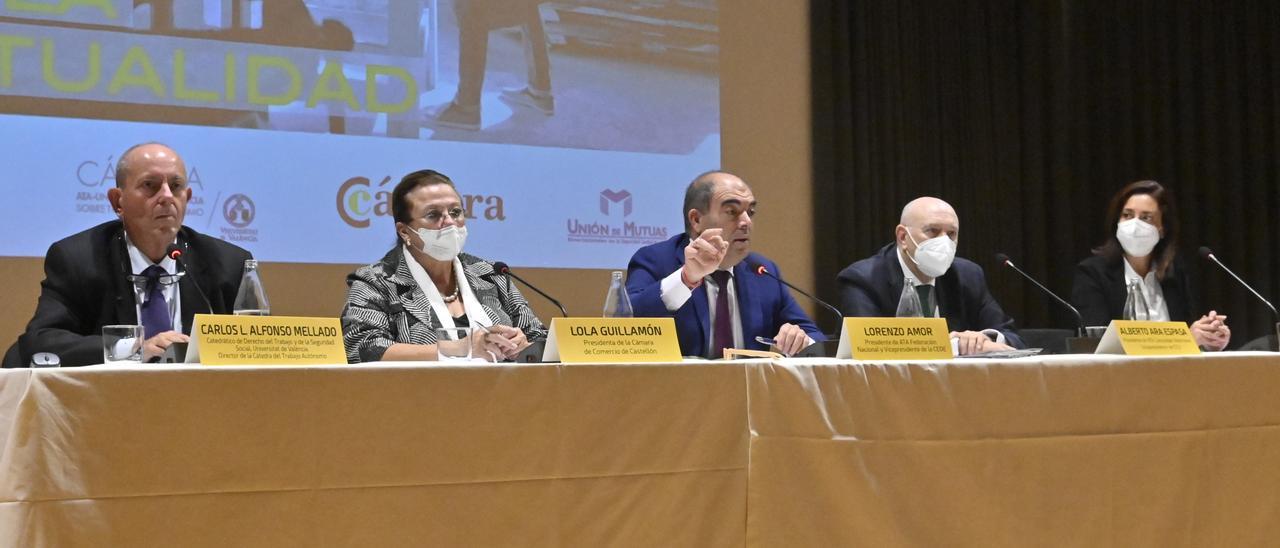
[139,265,172,338]
[710,270,733,358]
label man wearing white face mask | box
[341,169,547,363]
[836,196,1024,355]
[1072,180,1230,350]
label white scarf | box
[402,246,494,337]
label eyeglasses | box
[421,206,465,226]
[127,272,184,287]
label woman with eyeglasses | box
[341,169,546,363]
[1070,180,1230,350]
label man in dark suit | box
[836,197,1024,355]
[19,143,251,366]
[626,171,823,358]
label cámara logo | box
[72,154,206,216]
[337,175,507,228]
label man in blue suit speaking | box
[626,171,823,358]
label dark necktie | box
[710,270,733,358]
[139,265,173,338]
[915,284,935,317]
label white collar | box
[1122,256,1159,285]
[402,246,493,331]
[124,233,177,275]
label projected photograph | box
[0,0,719,154]
[0,0,721,269]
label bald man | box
[836,197,1023,355]
[18,143,252,366]
[626,171,823,358]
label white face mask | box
[412,225,468,261]
[1115,218,1159,258]
[906,230,956,279]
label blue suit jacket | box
[626,234,824,357]
[836,243,1025,348]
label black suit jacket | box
[19,221,252,367]
[1070,254,1195,326]
[836,243,1025,348]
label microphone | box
[1199,247,1278,319]
[1199,247,1279,351]
[489,261,568,317]
[995,253,1085,337]
[166,243,214,315]
[747,260,843,337]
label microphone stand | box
[1201,248,1280,352]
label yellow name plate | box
[186,314,346,365]
[1095,320,1201,356]
[836,317,953,360]
[542,317,681,363]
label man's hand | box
[772,323,811,356]
[141,331,190,361]
[682,228,729,283]
[949,331,1012,356]
[1190,311,1230,351]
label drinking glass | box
[102,325,144,364]
[435,327,473,361]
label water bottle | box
[233,259,270,316]
[603,271,633,317]
[895,278,924,318]
[1122,279,1150,321]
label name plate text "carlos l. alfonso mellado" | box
[836,317,954,360]
[186,314,346,365]
[543,317,681,363]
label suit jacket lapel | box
[733,262,759,345]
[1105,260,1127,317]
[886,247,905,313]
[175,237,210,332]
[676,236,709,351]
[935,273,958,324]
[461,258,501,325]
[108,228,137,325]
[388,250,438,328]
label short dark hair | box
[391,169,457,237]
[1094,180,1181,280]
[115,141,175,188]
[682,170,732,236]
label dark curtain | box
[812,0,1280,347]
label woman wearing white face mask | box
[341,170,547,363]
[1071,180,1230,350]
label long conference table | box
[3,352,1280,546]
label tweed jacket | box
[341,247,546,363]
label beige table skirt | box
[0,362,749,547]
[3,353,1279,546]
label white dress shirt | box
[1122,257,1171,321]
